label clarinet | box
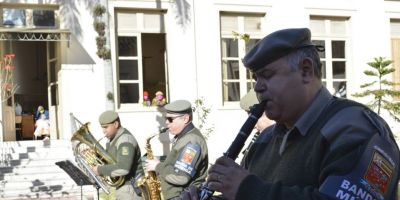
[199,101,266,200]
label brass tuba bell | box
[71,122,125,188]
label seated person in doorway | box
[15,101,22,116]
[34,105,50,139]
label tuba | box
[71,122,125,188]
[136,128,168,200]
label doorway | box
[3,40,60,140]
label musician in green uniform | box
[146,100,209,200]
[92,110,143,200]
[181,28,400,200]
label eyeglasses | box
[166,115,184,123]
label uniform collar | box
[274,87,333,136]
[173,123,195,143]
[294,86,333,136]
[110,127,125,142]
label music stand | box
[56,159,109,200]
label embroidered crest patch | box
[364,151,394,194]
[174,143,201,177]
[121,146,129,156]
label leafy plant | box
[97,47,111,60]
[0,53,18,102]
[92,4,106,17]
[92,3,110,60]
[193,97,214,140]
[96,36,107,47]
[106,91,114,102]
[352,57,400,122]
[232,31,250,43]
[93,21,106,34]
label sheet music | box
[75,155,110,194]
[55,160,92,186]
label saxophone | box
[136,128,168,200]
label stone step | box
[1,157,76,167]
[0,140,73,148]
[0,163,70,175]
[0,140,98,200]
[2,171,69,182]
[4,178,77,189]
[0,184,97,200]
[4,151,74,160]
[2,145,73,154]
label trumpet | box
[199,101,266,200]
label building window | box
[310,16,349,98]
[220,13,265,103]
[116,11,167,108]
[390,19,400,101]
[1,4,58,28]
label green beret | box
[165,100,192,114]
[243,28,314,72]
[99,110,119,125]
[240,89,259,112]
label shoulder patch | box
[174,142,201,177]
[121,146,129,156]
[364,150,394,194]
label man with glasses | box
[92,110,143,200]
[146,100,209,200]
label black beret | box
[243,28,314,72]
[165,100,192,114]
[99,110,119,125]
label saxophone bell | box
[135,127,168,200]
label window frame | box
[390,19,400,101]
[310,16,349,97]
[116,33,143,110]
[113,10,167,110]
[219,13,265,106]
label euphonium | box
[71,122,124,188]
[136,128,168,200]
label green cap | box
[164,100,192,114]
[243,28,314,72]
[99,110,119,125]
[240,89,259,112]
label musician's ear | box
[183,114,190,124]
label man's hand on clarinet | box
[180,185,201,200]
[206,156,249,200]
[180,156,250,200]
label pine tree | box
[353,57,400,122]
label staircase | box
[0,139,97,200]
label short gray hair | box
[286,46,322,79]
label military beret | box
[242,28,314,72]
[165,100,192,114]
[240,89,259,112]
[99,110,119,125]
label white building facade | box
[1,0,400,162]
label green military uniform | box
[238,28,400,200]
[97,111,143,200]
[240,87,400,200]
[155,100,209,200]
